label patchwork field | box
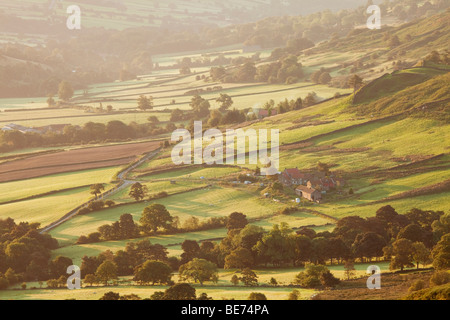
[0,141,160,183]
[0,166,120,204]
[0,6,449,301]
[49,185,287,246]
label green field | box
[49,185,286,246]
[0,261,397,300]
[0,10,449,301]
[0,187,97,227]
[0,166,120,204]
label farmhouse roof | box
[296,185,318,195]
[1,123,40,134]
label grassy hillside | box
[351,70,450,119]
[317,10,450,60]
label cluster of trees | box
[0,119,169,153]
[425,50,450,65]
[209,55,304,85]
[294,264,340,288]
[176,53,261,74]
[63,204,449,297]
[255,55,304,84]
[0,218,67,288]
[311,69,332,85]
[78,238,219,289]
[77,205,228,244]
[145,207,449,273]
[169,94,246,127]
[100,283,212,300]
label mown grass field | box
[0,186,101,227]
[49,185,286,246]
[0,166,119,204]
[0,284,312,301]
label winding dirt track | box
[39,146,162,233]
[0,141,160,183]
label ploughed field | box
[0,141,160,183]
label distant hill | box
[0,0,368,31]
[315,10,450,60]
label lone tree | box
[389,239,415,271]
[432,234,450,270]
[95,261,118,286]
[58,81,74,101]
[47,94,56,107]
[318,72,332,85]
[248,292,267,300]
[129,182,148,201]
[137,95,153,111]
[240,268,258,287]
[190,95,210,118]
[344,259,356,280]
[163,283,196,300]
[216,93,233,112]
[140,204,173,233]
[99,291,120,300]
[231,274,240,286]
[226,212,248,231]
[179,258,218,286]
[133,260,172,285]
[347,74,363,92]
[412,242,431,269]
[90,184,105,199]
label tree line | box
[0,119,169,153]
[74,205,449,286]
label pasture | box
[49,185,287,247]
[0,166,120,204]
[0,261,396,300]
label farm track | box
[39,148,161,234]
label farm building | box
[295,184,322,203]
[279,168,308,186]
[1,123,41,134]
[279,168,346,191]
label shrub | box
[77,208,91,215]
[46,279,59,289]
[280,207,298,215]
[409,280,426,292]
[105,200,115,207]
[288,289,301,300]
[320,271,341,288]
[294,264,330,288]
[148,191,169,200]
[404,283,450,300]
[430,271,450,286]
[248,292,267,300]
[88,200,105,211]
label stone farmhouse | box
[279,167,346,202]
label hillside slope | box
[351,68,450,120]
